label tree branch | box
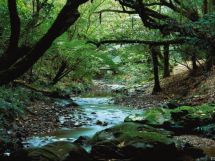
[88,38,184,47]
[94,9,137,14]
[0,0,90,85]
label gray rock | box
[10,141,92,161]
[96,120,108,126]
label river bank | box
[8,97,139,149]
[2,100,215,161]
[1,69,215,160]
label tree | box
[1,0,215,89]
[150,45,162,94]
[163,44,170,78]
[114,0,215,63]
[93,0,215,93]
[0,0,89,85]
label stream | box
[22,97,140,150]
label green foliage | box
[187,13,215,49]
[112,45,153,84]
[0,86,44,129]
[0,1,9,54]
[0,86,24,133]
[1,0,215,90]
[0,86,27,112]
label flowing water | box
[23,97,140,149]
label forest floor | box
[116,66,215,108]
[13,99,100,140]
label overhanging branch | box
[94,9,137,14]
[88,38,185,47]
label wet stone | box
[10,141,92,161]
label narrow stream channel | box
[23,97,140,149]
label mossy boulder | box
[124,108,171,126]
[171,104,215,128]
[90,122,203,161]
[91,122,173,144]
[125,104,215,134]
[10,141,92,161]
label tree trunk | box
[0,0,89,85]
[0,0,21,71]
[203,0,208,14]
[163,44,170,78]
[5,0,20,53]
[209,0,215,12]
[150,45,162,94]
[27,66,34,83]
[206,48,214,71]
[0,26,3,36]
[52,60,68,85]
[191,53,198,75]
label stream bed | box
[22,97,140,149]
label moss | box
[171,104,215,114]
[92,123,173,146]
[114,123,172,144]
[125,104,215,129]
[170,106,195,113]
[171,104,215,123]
[125,108,171,125]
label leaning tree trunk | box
[150,45,162,94]
[52,60,69,85]
[0,0,89,85]
[163,44,170,78]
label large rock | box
[125,104,215,135]
[170,104,215,128]
[90,122,204,161]
[124,108,171,126]
[9,141,92,161]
